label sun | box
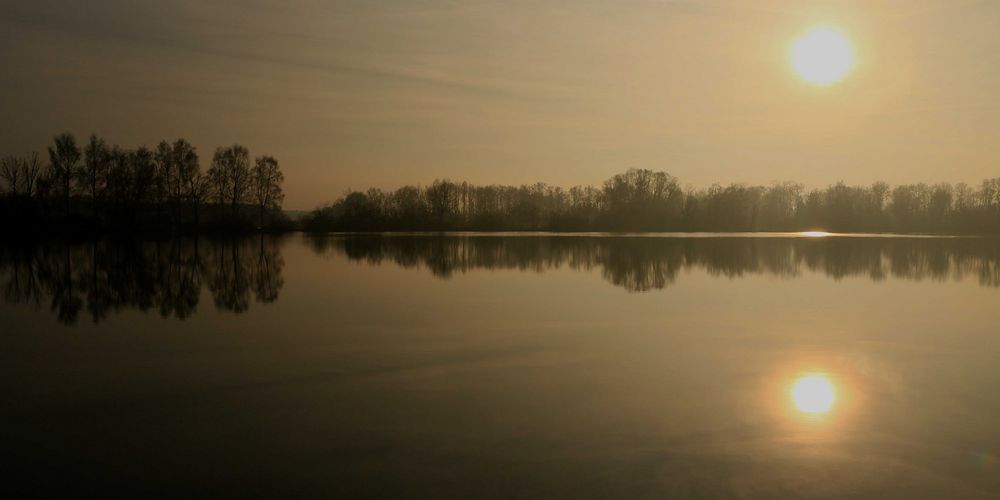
[791,26,854,85]
[790,373,836,414]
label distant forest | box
[0,133,288,234]
[304,169,1000,234]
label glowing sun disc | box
[791,27,854,85]
[791,374,836,414]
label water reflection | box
[0,236,285,324]
[308,234,1000,291]
[3,234,1000,496]
[4,234,1000,324]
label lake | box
[2,233,1000,498]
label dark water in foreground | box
[2,233,1000,498]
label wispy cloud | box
[2,0,579,100]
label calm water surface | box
[2,234,1000,498]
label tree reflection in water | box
[308,234,1000,292]
[3,234,998,324]
[0,236,285,324]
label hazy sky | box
[2,0,999,209]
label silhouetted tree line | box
[0,133,289,234]
[0,236,285,324]
[308,235,1000,292]
[303,169,1000,234]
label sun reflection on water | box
[769,361,864,443]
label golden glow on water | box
[791,26,854,85]
[799,231,833,237]
[767,359,860,434]
[790,373,836,415]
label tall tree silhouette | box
[47,133,81,214]
[0,155,21,196]
[21,153,42,198]
[251,155,284,228]
[129,147,158,212]
[209,145,251,218]
[81,134,109,217]
[172,139,199,225]
[187,170,213,228]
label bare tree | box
[187,171,212,228]
[154,141,175,221]
[82,134,109,216]
[21,152,42,198]
[207,156,228,207]
[103,146,130,210]
[0,155,21,196]
[155,139,199,226]
[251,155,284,228]
[208,145,251,217]
[130,146,157,208]
[173,139,199,194]
[48,133,81,213]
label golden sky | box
[1,0,999,209]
